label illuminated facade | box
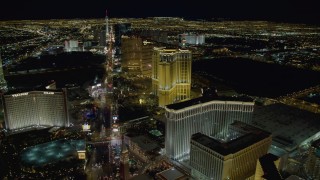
[305,138,320,179]
[152,48,192,107]
[178,33,205,47]
[2,90,69,131]
[141,40,153,77]
[121,36,142,73]
[121,38,153,77]
[190,121,272,180]
[0,52,7,92]
[165,96,254,160]
[64,40,80,52]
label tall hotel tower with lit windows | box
[0,52,7,93]
[2,90,69,131]
[165,96,254,160]
[190,121,272,180]
[121,36,142,73]
[152,48,192,107]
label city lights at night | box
[0,1,319,180]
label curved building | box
[2,90,69,131]
[165,96,254,160]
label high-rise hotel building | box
[152,48,192,107]
[121,37,153,77]
[190,121,272,180]
[141,40,153,77]
[165,96,254,160]
[121,36,142,73]
[2,90,69,131]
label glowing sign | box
[82,124,91,131]
[112,115,118,121]
[43,92,54,95]
[12,92,28,97]
[77,151,86,159]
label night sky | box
[0,0,319,23]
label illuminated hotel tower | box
[152,48,192,107]
[2,90,69,131]
[190,121,272,180]
[0,52,7,92]
[121,36,142,73]
[141,41,153,77]
[165,96,254,160]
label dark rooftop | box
[166,95,253,110]
[252,103,320,153]
[156,167,186,180]
[311,138,320,158]
[311,138,320,149]
[259,153,283,180]
[191,121,271,156]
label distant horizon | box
[0,0,319,24]
[0,16,318,25]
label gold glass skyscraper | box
[141,41,153,77]
[152,48,192,107]
[121,36,142,73]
